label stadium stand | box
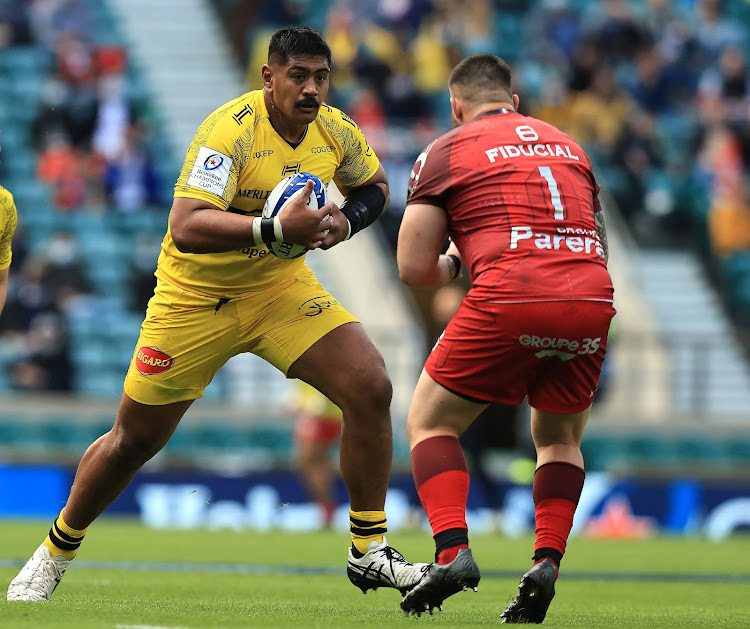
[1,0,750,472]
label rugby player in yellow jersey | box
[0,182,18,315]
[8,26,428,602]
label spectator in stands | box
[33,73,99,151]
[28,0,92,49]
[33,76,81,150]
[38,231,92,304]
[698,46,750,125]
[567,38,601,93]
[0,257,53,367]
[127,234,160,315]
[527,0,582,62]
[566,66,632,153]
[322,5,357,92]
[9,310,72,392]
[581,0,649,63]
[410,14,455,99]
[529,72,573,133]
[708,176,750,259]
[0,1,33,48]
[610,108,665,221]
[103,121,161,213]
[627,45,682,115]
[91,73,133,162]
[691,0,745,68]
[346,86,388,156]
[36,132,88,210]
[695,123,745,201]
[55,32,96,87]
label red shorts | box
[294,415,342,447]
[425,298,616,414]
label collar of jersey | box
[474,108,519,121]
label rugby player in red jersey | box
[396,54,615,622]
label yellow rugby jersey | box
[0,185,18,271]
[162,89,380,297]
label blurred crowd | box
[1,0,162,212]
[233,0,750,333]
[2,0,750,393]
[0,0,163,392]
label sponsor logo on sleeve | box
[136,346,175,375]
[187,146,233,196]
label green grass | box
[1,520,749,628]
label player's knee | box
[363,368,393,414]
[344,367,392,416]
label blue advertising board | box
[1,465,749,540]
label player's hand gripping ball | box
[262,172,328,258]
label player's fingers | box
[297,180,315,202]
[316,201,335,218]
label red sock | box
[412,436,470,563]
[322,502,336,528]
[533,462,585,567]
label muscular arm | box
[320,164,390,249]
[594,208,609,264]
[169,197,254,254]
[0,267,9,315]
[397,203,459,289]
[170,189,330,254]
[337,163,390,209]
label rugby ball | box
[262,172,328,259]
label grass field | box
[1,519,749,628]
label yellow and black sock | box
[349,509,387,556]
[43,510,88,560]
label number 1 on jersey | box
[538,166,565,220]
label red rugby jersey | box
[407,110,614,302]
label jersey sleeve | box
[406,137,451,208]
[0,191,18,270]
[174,101,255,209]
[593,180,602,214]
[327,110,380,189]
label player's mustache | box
[297,98,319,108]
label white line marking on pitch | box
[116,625,190,629]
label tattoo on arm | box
[594,210,609,263]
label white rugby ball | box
[262,172,328,259]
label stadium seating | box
[3,0,750,474]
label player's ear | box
[261,64,273,90]
[450,97,463,124]
[512,93,520,111]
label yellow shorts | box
[124,268,358,405]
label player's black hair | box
[449,54,513,103]
[268,26,331,67]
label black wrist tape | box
[340,184,386,238]
[260,217,277,244]
[447,254,462,280]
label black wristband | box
[447,254,462,280]
[260,217,276,244]
[340,184,386,238]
